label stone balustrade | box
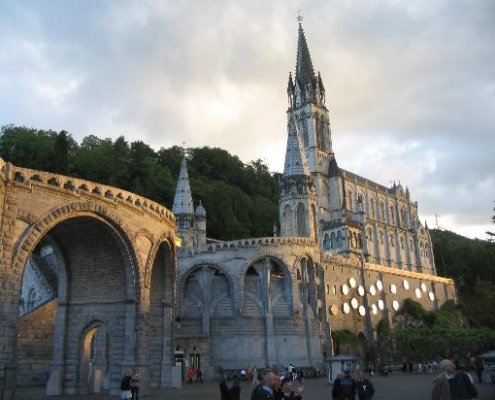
[0,157,175,225]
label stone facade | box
[0,159,177,398]
[173,23,455,377]
[1,21,457,398]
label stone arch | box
[10,204,141,396]
[146,238,175,388]
[12,202,139,299]
[77,321,109,394]
[242,256,293,316]
[180,263,234,321]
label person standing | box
[432,359,478,400]
[130,368,139,400]
[356,370,374,400]
[120,372,132,400]
[332,370,356,400]
[220,374,230,400]
[280,376,304,400]
[251,369,278,400]
[231,374,241,400]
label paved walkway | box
[14,374,495,399]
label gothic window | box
[283,205,293,236]
[296,203,307,236]
[301,119,309,147]
[333,285,337,295]
[323,234,330,250]
[390,205,396,225]
[390,235,395,247]
[330,232,337,249]
[357,233,362,249]
[400,237,404,249]
[380,202,386,221]
[370,198,376,219]
[337,231,343,248]
[319,116,326,151]
[379,231,383,244]
[326,284,330,294]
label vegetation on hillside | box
[0,125,279,240]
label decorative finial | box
[297,11,303,23]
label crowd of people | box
[117,357,483,400]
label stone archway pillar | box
[160,303,174,387]
[0,301,19,400]
[260,259,277,367]
[46,302,68,395]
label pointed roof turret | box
[287,72,294,94]
[295,23,316,86]
[284,119,310,177]
[328,156,341,177]
[172,156,194,216]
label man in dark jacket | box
[251,369,278,400]
[332,370,356,400]
[356,370,374,400]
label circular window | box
[378,300,385,310]
[392,300,400,311]
[429,291,435,301]
[351,298,359,309]
[358,285,365,296]
[390,284,397,294]
[358,306,366,316]
[376,280,383,291]
[369,285,376,296]
[421,282,427,292]
[415,288,422,299]
[342,284,349,295]
[349,277,356,288]
[371,304,378,315]
[330,304,339,315]
[403,280,409,290]
[342,303,350,314]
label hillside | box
[0,125,279,240]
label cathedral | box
[15,23,456,390]
[171,23,455,375]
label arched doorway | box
[15,216,138,396]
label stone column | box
[260,259,276,367]
[160,303,174,387]
[46,302,68,395]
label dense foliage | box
[430,229,495,329]
[0,125,279,240]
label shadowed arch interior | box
[16,216,138,395]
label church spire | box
[295,23,316,87]
[172,156,194,217]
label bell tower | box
[287,22,334,176]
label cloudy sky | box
[1,0,494,239]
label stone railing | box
[206,236,316,252]
[1,160,175,225]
